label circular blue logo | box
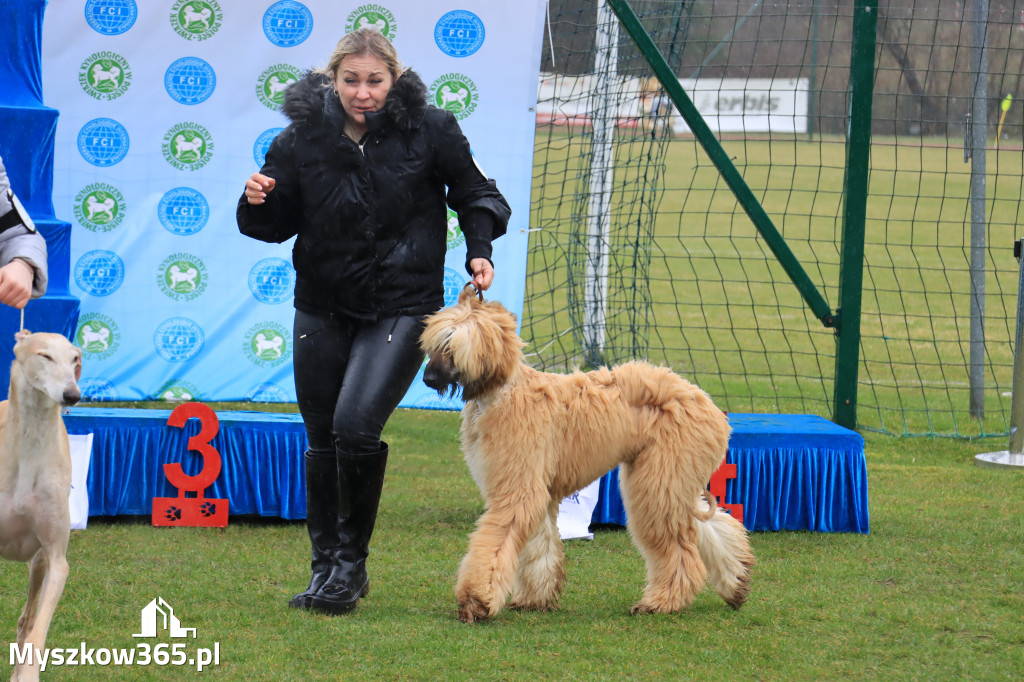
[263,1,313,47]
[434,10,485,57]
[74,250,125,297]
[84,0,138,35]
[154,317,205,362]
[254,128,284,167]
[164,57,216,105]
[246,382,290,402]
[79,378,119,402]
[442,267,464,308]
[77,118,129,167]
[158,187,209,235]
[248,257,295,304]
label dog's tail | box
[695,493,755,610]
[696,489,718,522]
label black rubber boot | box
[309,442,389,615]
[289,450,340,609]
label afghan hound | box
[420,286,754,623]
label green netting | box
[526,0,1024,437]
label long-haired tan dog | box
[421,286,754,623]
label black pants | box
[293,310,426,455]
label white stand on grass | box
[976,238,1024,470]
[556,478,601,540]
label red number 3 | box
[164,402,222,493]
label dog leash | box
[466,281,484,302]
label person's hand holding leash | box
[469,257,493,292]
[0,258,35,309]
[244,173,276,205]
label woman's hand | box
[244,173,276,205]
[0,258,34,309]
[469,258,494,292]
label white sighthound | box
[0,331,83,682]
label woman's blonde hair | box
[319,28,403,82]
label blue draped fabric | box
[65,409,867,532]
[0,1,80,399]
[1,0,46,108]
[65,408,308,519]
[591,413,869,533]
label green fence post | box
[832,0,878,429]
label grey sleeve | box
[0,227,49,298]
[0,154,49,297]
[0,154,15,217]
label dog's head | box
[420,285,525,401]
[12,330,83,407]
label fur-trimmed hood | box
[281,68,429,133]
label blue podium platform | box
[64,408,868,533]
[64,408,308,520]
[592,413,869,533]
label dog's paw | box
[724,569,753,610]
[456,594,493,623]
[630,602,654,615]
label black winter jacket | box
[237,69,511,319]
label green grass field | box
[1,408,1021,680]
[526,131,1023,437]
[5,130,1022,678]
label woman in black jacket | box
[237,28,510,615]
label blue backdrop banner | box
[42,1,545,406]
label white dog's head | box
[12,330,83,406]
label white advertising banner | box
[537,75,809,134]
[42,1,545,408]
[675,77,809,134]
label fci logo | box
[78,51,132,100]
[346,4,397,39]
[429,73,478,120]
[74,183,125,232]
[445,208,465,249]
[158,253,207,301]
[256,64,301,110]
[244,323,291,367]
[163,123,213,171]
[157,379,200,402]
[76,314,120,361]
[169,0,223,41]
